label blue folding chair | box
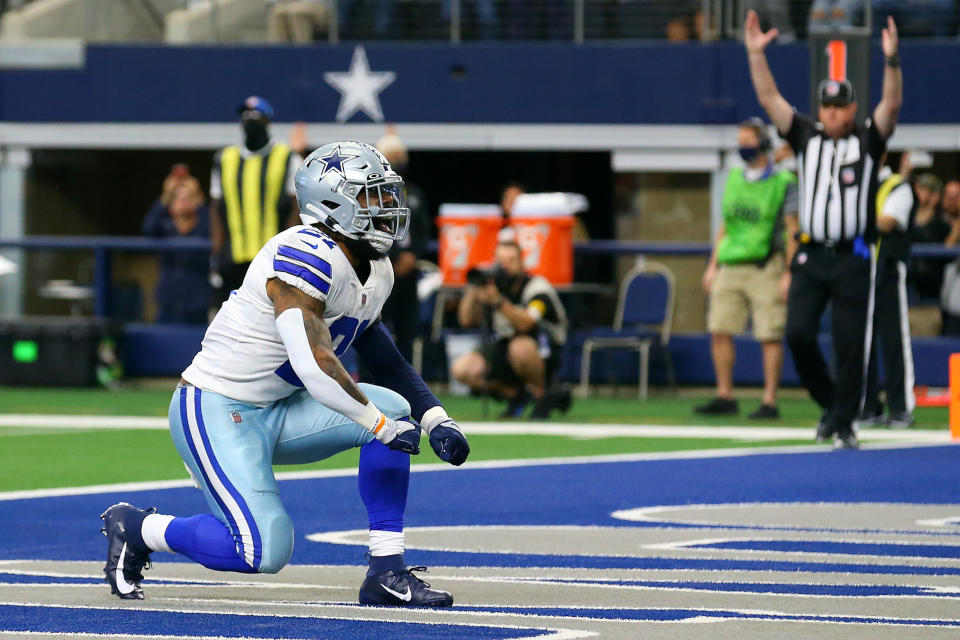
[577,260,676,400]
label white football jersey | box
[182,225,394,406]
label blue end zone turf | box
[2,446,959,567]
[458,605,960,627]
[2,445,960,635]
[502,578,960,598]
[2,446,960,566]
[0,605,546,639]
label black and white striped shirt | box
[783,113,886,243]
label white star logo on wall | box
[323,46,396,123]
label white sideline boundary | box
[0,414,951,443]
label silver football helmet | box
[295,140,410,254]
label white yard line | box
[0,415,169,430]
[0,414,951,443]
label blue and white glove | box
[421,407,469,466]
[357,404,421,455]
[430,421,469,465]
[376,415,421,455]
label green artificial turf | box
[0,385,946,492]
[0,386,948,428]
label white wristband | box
[357,402,383,434]
[421,406,450,435]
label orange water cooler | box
[508,193,588,286]
[436,204,503,285]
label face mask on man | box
[243,119,270,152]
[739,146,761,163]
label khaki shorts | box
[708,253,786,341]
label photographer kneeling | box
[452,240,571,419]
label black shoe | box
[748,403,780,420]
[834,426,860,450]
[359,566,453,607]
[694,397,738,415]
[815,412,835,443]
[888,413,914,430]
[498,391,532,419]
[853,406,886,430]
[101,502,155,600]
[530,387,573,420]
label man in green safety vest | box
[697,118,799,419]
[210,96,303,304]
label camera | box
[466,265,511,291]
[466,265,498,288]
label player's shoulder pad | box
[272,226,341,300]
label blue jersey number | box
[298,228,337,250]
[328,316,370,357]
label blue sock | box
[358,439,410,575]
[164,514,257,574]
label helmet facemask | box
[344,177,410,255]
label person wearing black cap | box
[210,96,303,303]
[744,10,902,449]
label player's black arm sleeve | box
[353,320,441,422]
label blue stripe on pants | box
[192,388,263,570]
[180,387,262,570]
[178,388,240,546]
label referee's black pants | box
[864,258,915,416]
[785,245,875,431]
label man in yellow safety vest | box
[210,96,302,303]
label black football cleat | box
[530,387,573,420]
[853,405,886,430]
[834,426,860,450]
[359,566,453,607]
[815,412,835,443]
[499,390,532,419]
[101,502,155,600]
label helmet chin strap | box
[368,234,393,254]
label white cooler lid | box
[511,192,589,217]
[438,203,503,218]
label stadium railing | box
[2,0,955,45]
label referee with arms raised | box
[744,10,902,448]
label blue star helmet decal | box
[312,146,358,178]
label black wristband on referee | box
[886,53,901,68]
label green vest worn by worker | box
[716,167,795,265]
[219,142,292,264]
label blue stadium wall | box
[0,41,955,124]
[7,39,960,386]
[122,325,960,389]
